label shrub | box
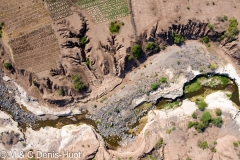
[233,142,239,147]
[72,75,85,92]
[128,55,133,61]
[146,42,159,52]
[173,33,185,44]
[161,46,166,50]
[215,108,222,116]
[186,158,191,160]
[109,21,120,33]
[208,63,217,70]
[160,77,167,83]
[79,36,87,46]
[150,82,160,90]
[208,23,214,30]
[211,147,217,153]
[196,100,208,111]
[194,122,206,133]
[187,6,190,10]
[201,111,212,126]
[58,88,65,96]
[154,138,164,150]
[198,140,208,149]
[202,36,209,43]
[212,117,223,127]
[3,62,12,70]
[131,44,142,58]
[86,58,90,66]
[226,18,239,42]
[188,121,199,128]
[192,112,197,119]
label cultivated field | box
[75,0,130,23]
[0,0,52,39]
[45,0,73,21]
[9,25,60,73]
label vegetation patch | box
[131,44,142,58]
[223,18,239,42]
[72,75,85,92]
[58,88,65,96]
[212,117,223,127]
[154,138,164,150]
[184,80,202,93]
[173,32,185,44]
[208,63,217,70]
[215,108,222,116]
[198,140,209,149]
[145,42,159,52]
[109,21,120,33]
[79,36,87,46]
[0,22,3,38]
[196,100,208,111]
[161,101,181,109]
[201,36,209,43]
[3,62,12,70]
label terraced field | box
[9,25,60,73]
[75,0,130,23]
[0,0,51,39]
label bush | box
[58,88,65,96]
[201,111,212,126]
[215,108,222,116]
[150,82,160,90]
[160,77,167,83]
[109,21,120,33]
[131,44,142,58]
[188,121,199,128]
[198,140,208,149]
[196,100,208,111]
[79,36,87,46]
[154,138,164,150]
[208,23,214,30]
[202,36,209,43]
[146,42,159,52]
[226,18,239,42]
[194,122,206,133]
[173,33,185,44]
[212,117,223,127]
[3,62,12,70]
[128,55,133,61]
[86,58,90,66]
[233,141,239,147]
[72,75,85,92]
[208,63,217,70]
[192,112,197,119]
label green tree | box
[201,111,212,126]
[3,62,12,70]
[212,117,223,127]
[131,44,142,58]
[109,21,120,33]
[72,75,85,92]
[173,33,185,44]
